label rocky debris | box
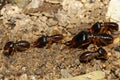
[7,0,31,8]
[0,0,119,80]
[106,0,120,31]
[56,71,105,80]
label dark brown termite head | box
[3,41,14,56]
[96,47,108,60]
[89,22,102,34]
[15,41,30,51]
[33,35,48,48]
[64,31,90,48]
[49,34,64,43]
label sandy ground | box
[0,0,120,80]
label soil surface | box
[0,0,120,80]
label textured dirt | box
[0,0,120,80]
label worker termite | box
[79,47,108,63]
[3,40,30,56]
[65,31,113,48]
[89,22,119,34]
[33,34,64,48]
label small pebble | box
[19,74,28,80]
[108,52,111,56]
[113,37,120,44]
